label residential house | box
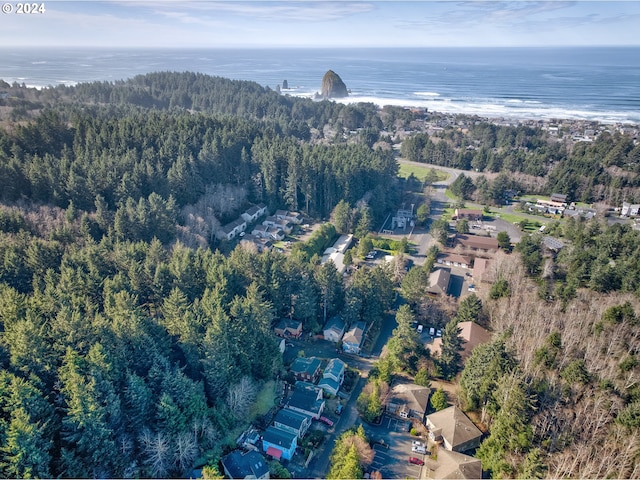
[550,193,568,204]
[323,316,346,343]
[542,236,565,253]
[332,234,354,254]
[318,358,346,396]
[427,268,450,296]
[240,236,273,253]
[273,409,312,439]
[425,449,482,480]
[274,210,303,224]
[342,321,367,354]
[321,250,346,275]
[385,382,430,424]
[286,385,325,420]
[261,426,297,461]
[455,234,499,253]
[621,202,640,217]
[453,209,483,221]
[289,357,322,383]
[216,218,248,241]
[222,450,270,479]
[426,406,483,453]
[241,204,268,223]
[274,318,302,339]
[263,216,293,234]
[428,321,491,361]
[472,258,493,284]
[437,253,471,269]
[251,225,270,238]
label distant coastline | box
[1,46,639,124]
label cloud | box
[138,1,377,23]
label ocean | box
[1,47,639,124]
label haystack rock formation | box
[321,70,348,99]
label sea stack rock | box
[282,79,288,89]
[321,70,348,99]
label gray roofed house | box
[241,204,268,223]
[426,406,483,453]
[261,426,297,461]
[342,321,367,354]
[386,382,431,424]
[222,449,270,479]
[323,358,346,384]
[427,268,450,296]
[287,387,325,419]
[289,356,322,383]
[425,449,482,480]
[273,408,312,439]
[323,316,346,343]
[274,318,302,339]
[216,218,248,241]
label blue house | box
[262,426,297,461]
[342,321,367,354]
[318,358,346,396]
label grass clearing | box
[249,380,277,421]
[398,163,449,182]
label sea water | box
[1,46,639,124]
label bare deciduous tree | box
[226,376,258,418]
[139,429,171,478]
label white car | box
[412,445,427,454]
[412,440,425,448]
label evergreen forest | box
[0,71,639,478]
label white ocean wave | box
[414,91,440,97]
[333,94,639,124]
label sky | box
[1,1,640,48]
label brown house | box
[437,252,471,269]
[453,209,483,221]
[274,318,302,339]
[428,321,491,361]
[455,234,499,253]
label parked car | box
[436,329,442,337]
[319,416,334,426]
[412,440,425,448]
[468,284,476,292]
[365,251,377,260]
[412,445,427,454]
[335,404,343,415]
[409,457,425,466]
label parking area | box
[362,415,428,479]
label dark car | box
[409,457,424,466]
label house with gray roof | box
[222,449,270,479]
[342,321,367,354]
[287,386,325,420]
[289,356,321,383]
[261,426,297,461]
[427,268,450,296]
[318,358,346,396]
[426,406,483,453]
[323,316,346,343]
[273,408,312,439]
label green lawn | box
[249,380,277,421]
[398,163,449,182]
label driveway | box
[362,415,428,479]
